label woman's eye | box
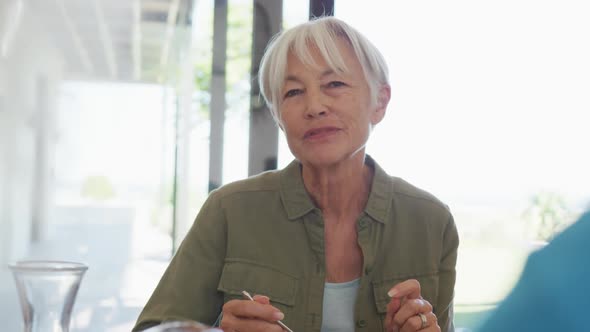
[326,81,346,88]
[284,89,302,98]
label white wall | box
[0,2,64,294]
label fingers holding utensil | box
[219,290,293,332]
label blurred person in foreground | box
[478,210,590,332]
[134,16,458,332]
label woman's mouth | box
[303,127,341,140]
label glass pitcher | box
[8,260,88,332]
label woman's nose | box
[304,90,329,119]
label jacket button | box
[356,319,367,328]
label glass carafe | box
[8,260,88,332]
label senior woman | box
[134,17,458,332]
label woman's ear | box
[371,84,391,125]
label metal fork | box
[241,290,294,332]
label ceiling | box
[31,0,195,83]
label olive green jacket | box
[134,157,459,332]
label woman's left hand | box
[384,279,440,332]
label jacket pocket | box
[217,258,299,309]
[371,273,440,314]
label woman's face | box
[279,38,389,168]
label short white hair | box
[258,16,390,123]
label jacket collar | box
[279,155,392,223]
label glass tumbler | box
[8,260,88,332]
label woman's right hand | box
[220,295,285,332]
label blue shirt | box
[478,211,590,332]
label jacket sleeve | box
[132,191,228,331]
[436,214,459,332]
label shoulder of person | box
[548,210,590,247]
[209,168,283,200]
[533,210,590,268]
[389,176,451,216]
